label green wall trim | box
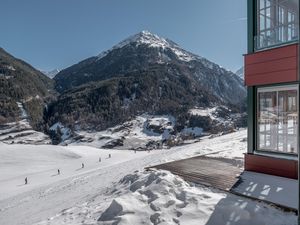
[247,86,255,154]
[247,0,255,153]
[247,0,255,53]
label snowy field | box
[0,129,297,225]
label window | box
[257,85,298,154]
[256,0,299,50]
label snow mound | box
[98,170,296,225]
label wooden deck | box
[147,156,297,212]
[148,156,243,191]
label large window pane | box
[256,0,299,50]
[257,86,298,154]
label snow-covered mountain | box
[54,31,246,105]
[42,69,60,79]
[0,32,247,147]
[49,31,247,138]
[97,30,200,62]
[235,66,244,80]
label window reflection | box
[257,86,298,154]
[256,0,299,50]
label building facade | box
[245,0,299,179]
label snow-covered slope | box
[69,115,177,150]
[0,130,297,225]
[0,102,51,144]
[0,119,50,144]
[60,110,244,149]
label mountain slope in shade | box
[54,31,245,105]
[48,31,246,134]
[0,47,56,130]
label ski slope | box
[0,129,297,225]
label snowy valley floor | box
[0,129,297,225]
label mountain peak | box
[41,69,60,79]
[140,30,153,35]
[137,30,157,37]
[121,30,172,48]
[131,30,168,44]
[97,31,199,62]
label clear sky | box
[0,0,247,72]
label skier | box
[99,157,101,162]
[58,169,60,175]
[25,177,28,185]
[108,154,111,158]
[82,163,84,168]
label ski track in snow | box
[0,129,297,225]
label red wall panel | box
[245,44,298,86]
[244,153,298,179]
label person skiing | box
[99,157,101,162]
[108,154,111,158]
[58,169,60,175]
[82,163,84,168]
[25,177,28,185]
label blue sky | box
[0,0,247,72]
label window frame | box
[255,0,299,51]
[256,84,299,156]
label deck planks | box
[148,156,243,191]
